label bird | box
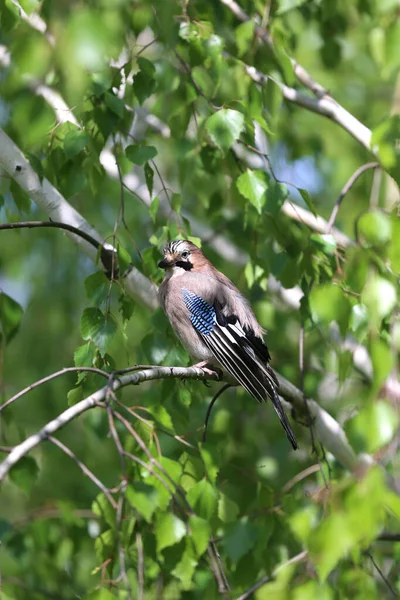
[158,239,298,450]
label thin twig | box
[0,365,372,485]
[327,162,380,231]
[211,540,231,593]
[376,533,400,543]
[203,384,232,442]
[0,366,109,413]
[366,551,398,598]
[48,436,117,508]
[235,550,308,600]
[282,464,321,493]
[136,531,145,600]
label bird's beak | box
[158,258,174,269]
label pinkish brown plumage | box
[158,239,297,449]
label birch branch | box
[0,128,159,310]
[0,365,372,485]
[242,63,374,156]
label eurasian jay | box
[158,240,298,450]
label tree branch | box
[327,162,380,231]
[0,365,372,485]
[0,128,159,310]
[241,62,374,156]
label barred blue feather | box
[182,288,215,335]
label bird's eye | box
[181,251,189,259]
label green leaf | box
[310,283,352,336]
[298,188,317,217]
[126,144,157,166]
[171,540,198,588]
[64,130,89,158]
[0,292,24,345]
[80,308,117,356]
[82,590,117,600]
[187,479,218,520]
[19,0,40,14]
[92,493,116,529]
[235,20,254,57]
[84,271,109,306]
[9,456,39,494]
[73,342,96,384]
[150,196,159,222]
[189,515,211,557]
[265,181,288,214]
[26,152,44,182]
[218,492,240,523]
[104,91,125,119]
[351,400,397,452]
[145,162,154,197]
[10,179,30,213]
[133,57,156,104]
[222,519,258,564]
[126,482,160,523]
[358,210,392,247]
[236,169,268,214]
[156,513,186,554]
[205,109,245,154]
[277,0,309,14]
[362,275,397,328]
[371,115,400,183]
[117,244,132,272]
[171,193,182,214]
[67,385,84,406]
[370,338,394,390]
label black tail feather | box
[270,389,298,450]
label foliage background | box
[1,0,400,598]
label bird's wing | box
[181,288,297,449]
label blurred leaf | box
[310,283,351,336]
[298,188,317,217]
[371,115,400,183]
[126,482,160,523]
[9,457,39,495]
[150,196,159,222]
[358,211,392,247]
[126,144,157,166]
[205,109,245,154]
[104,92,125,119]
[351,400,397,452]
[80,308,117,356]
[64,130,89,158]
[189,515,211,557]
[83,590,117,600]
[145,162,154,197]
[171,540,197,588]
[362,275,397,328]
[10,179,30,213]
[370,337,394,390]
[156,513,186,553]
[187,479,218,520]
[133,57,156,104]
[223,519,258,564]
[235,20,254,57]
[0,292,24,345]
[84,271,109,306]
[277,0,309,14]
[236,169,268,214]
[218,492,240,523]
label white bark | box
[0,128,158,309]
[0,366,372,485]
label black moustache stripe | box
[175,260,193,271]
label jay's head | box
[158,240,203,272]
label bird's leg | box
[192,361,222,380]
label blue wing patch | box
[182,288,215,335]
